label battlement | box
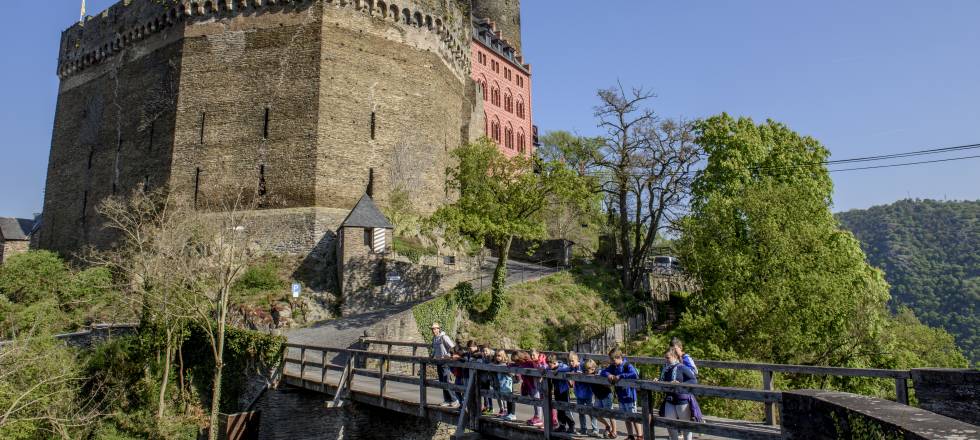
[58,0,472,80]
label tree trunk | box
[208,286,230,440]
[488,235,514,320]
[157,329,174,422]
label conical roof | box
[340,194,394,229]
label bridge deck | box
[282,355,783,439]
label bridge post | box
[300,347,307,382]
[762,369,775,425]
[418,362,428,418]
[386,344,393,373]
[640,389,654,440]
[411,346,418,375]
[379,355,387,408]
[455,369,477,437]
[320,350,328,385]
[895,378,909,405]
[542,376,553,439]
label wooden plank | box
[895,378,909,405]
[411,347,418,376]
[299,347,306,381]
[542,376,553,439]
[386,344,393,373]
[329,356,353,408]
[640,389,654,440]
[419,362,427,418]
[379,356,387,407]
[762,369,775,425]
[455,369,476,437]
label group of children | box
[443,337,701,440]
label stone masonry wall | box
[911,368,980,426]
[254,388,453,440]
[0,240,29,264]
[43,0,476,260]
[471,0,522,52]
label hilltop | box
[837,199,979,364]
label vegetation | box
[0,251,124,339]
[459,266,639,350]
[392,236,438,264]
[837,199,980,365]
[662,114,967,418]
[432,138,593,319]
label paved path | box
[283,350,781,440]
[286,258,559,349]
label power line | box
[828,153,980,173]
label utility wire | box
[828,153,980,173]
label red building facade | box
[471,19,533,158]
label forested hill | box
[837,199,979,364]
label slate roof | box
[340,194,394,229]
[0,217,34,241]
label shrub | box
[232,262,286,296]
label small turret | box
[470,0,522,53]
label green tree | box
[675,114,965,379]
[432,138,592,319]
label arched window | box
[482,81,488,101]
[505,125,514,149]
[517,130,526,154]
[491,84,501,107]
[516,99,525,119]
[490,119,501,142]
[504,91,513,113]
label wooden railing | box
[284,342,784,440]
[359,338,913,426]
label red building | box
[471,18,534,158]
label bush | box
[232,262,287,297]
[453,282,476,309]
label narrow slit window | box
[148,121,155,152]
[81,190,88,219]
[144,175,150,192]
[258,164,267,197]
[199,112,206,144]
[87,148,94,169]
[370,112,376,140]
[263,107,270,140]
[193,167,201,209]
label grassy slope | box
[458,266,639,350]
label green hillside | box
[837,199,979,364]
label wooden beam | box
[542,377,552,439]
[895,378,909,405]
[640,389,654,440]
[419,362,428,418]
[762,369,775,425]
[455,369,477,437]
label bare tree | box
[97,189,259,439]
[593,85,702,292]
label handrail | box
[358,338,910,379]
[358,337,914,422]
[282,342,784,439]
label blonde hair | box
[568,352,580,363]
[495,349,508,363]
[584,358,598,373]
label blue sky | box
[2,1,978,219]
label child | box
[530,349,556,427]
[670,337,698,376]
[494,350,518,421]
[587,358,617,439]
[602,348,640,440]
[569,352,599,437]
[517,351,544,427]
[450,346,468,404]
[659,346,701,440]
[546,354,576,433]
[479,347,495,415]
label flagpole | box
[80,0,86,22]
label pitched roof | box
[0,217,34,241]
[340,194,394,229]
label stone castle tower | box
[37,0,522,265]
[470,0,521,51]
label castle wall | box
[471,0,522,52]
[42,0,477,260]
[170,2,323,209]
[314,2,473,214]
[41,17,185,254]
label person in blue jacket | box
[546,354,576,433]
[602,348,640,440]
[658,346,702,440]
[568,352,599,436]
[670,337,698,376]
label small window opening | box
[363,228,372,246]
[199,112,206,144]
[81,190,88,219]
[263,107,270,140]
[258,164,267,197]
[193,167,201,209]
[87,148,94,169]
[144,175,150,192]
[370,112,376,140]
[147,121,157,151]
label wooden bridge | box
[281,339,924,439]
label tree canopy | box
[674,114,966,380]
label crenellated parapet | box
[58,0,472,80]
